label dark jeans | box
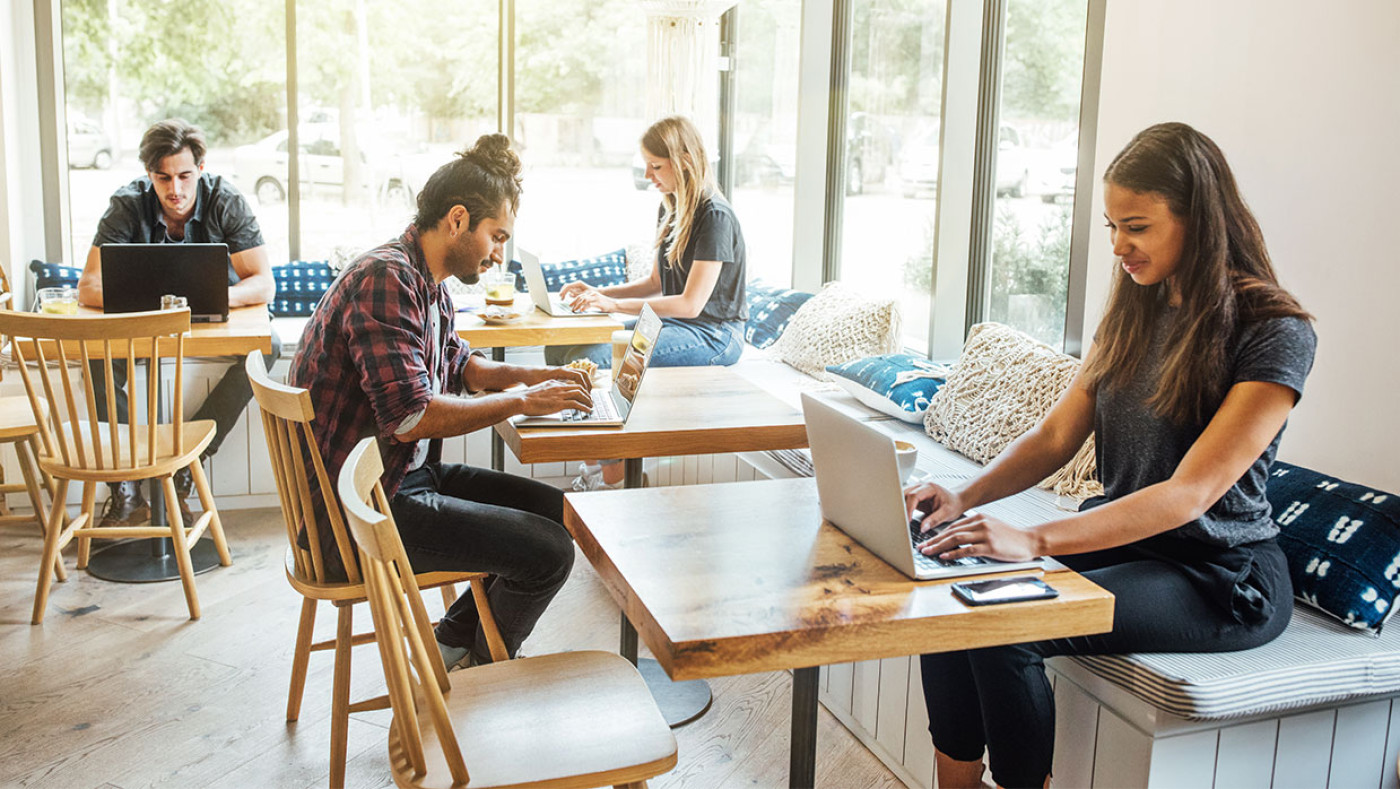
[90,326,283,460]
[919,534,1293,789]
[391,462,575,664]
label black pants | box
[919,533,1293,789]
[90,327,283,459]
[391,462,575,664]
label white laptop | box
[514,304,662,428]
[801,392,1046,581]
[518,248,606,318]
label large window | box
[840,0,946,353]
[986,0,1089,349]
[729,0,801,287]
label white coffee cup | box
[894,440,918,483]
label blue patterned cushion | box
[29,259,82,292]
[537,249,629,292]
[1269,462,1400,633]
[271,260,334,317]
[744,281,813,349]
[825,354,947,423]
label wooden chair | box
[245,352,508,789]
[1,308,230,624]
[338,436,677,789]
[0,266,65,582]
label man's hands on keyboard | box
[518,378,593,417]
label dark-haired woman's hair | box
[140,119,206,171]
[1083,122,1311,424]
[414,133,523,232]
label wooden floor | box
[0,507,906,788]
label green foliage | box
[987,203,1071,346]
[849,0,945,117]
[1001,0,1088,122]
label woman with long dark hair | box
[907,122,1315,788]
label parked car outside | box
[67,118,113,169]
[897,123,1033,199]
[1033,136,1079,203]
[232,128,435,207]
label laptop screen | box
[615,304,663,405]
[99,243,231,320]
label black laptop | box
[100,243,231,322]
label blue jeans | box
[391,463,575,663]
[545,317,744,369]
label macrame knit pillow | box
[773,281,902,377]
[923,322,1102,500]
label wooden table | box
[497,365,810,725]
[454,294,622,470]
[75,305,273,581]
[563,478,1116,787]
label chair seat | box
[37,419,216,481]
[0,395,45,439]
[283,546,485,602]
[389,650,677,789]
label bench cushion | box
[1069,605,1400,721]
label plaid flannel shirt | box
[289,225,474,499]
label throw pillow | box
[772,281,901,376]
[825,353,947,423]
[1269,462,1400,633]
[271,260,334,317]
[924,322,1102,500]
[30,260,82,292]
[745,281,814,350]
[540,249,629,291]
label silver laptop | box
[802,392,1045,580]
[100,243,231,322]
[514,304,662,428]
[518,248,606,318]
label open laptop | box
[514,303,662,428]
[100,243,230,323]
[518,248,606,318]
[801,392,1046,580]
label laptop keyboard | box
[909,518,993,571]
[560,393,620,422]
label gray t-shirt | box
[1093,310,1317,547]
[657,193,747,325]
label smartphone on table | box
[951,576,1058,606]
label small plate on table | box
[479,307,524,325]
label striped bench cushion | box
[1069,606,1400,721]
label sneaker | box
[571,463,603,492]
[437,640,472,672]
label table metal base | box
[86,538,223,583]
[638,658,713,728]
[790,665,820,788]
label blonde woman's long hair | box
[641,116,717,269]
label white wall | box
[0,0,48,297]
[1083,0,1400,491]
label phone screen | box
[952,576,1057,605]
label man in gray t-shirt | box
[76,119,279,529]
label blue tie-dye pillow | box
[825,353,947,423]
[538,249,629,291]
[744,281,813,349]
[271,260,334,316]
[1269,461,1400,633]
[29,259,82,293]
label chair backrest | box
[245,352,361,584]
[339,436,468,785]
[0,309,191,473]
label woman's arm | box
[921,378,1301,562]
[566,259,725,319]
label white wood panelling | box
[852,659,881,735]
[902,657,934,789]
[1329,699,1390,789]
[1274,709,1338,789]
[1384,701,1400,789]
[875,656,910,763]
[1052,674,1100,789]
[1214,719,1278,789]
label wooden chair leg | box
[189,461,231,566]
[162,474,201,620]
[439,582,456,610]
[0,461,12,517]
[32,478,69,625]
[76,481,96,569]
[614,782,649,788]
[286,597,317,722]
[330,604,354,789]
[15,438,65,582]
[470,578,509,662]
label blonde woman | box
[551,115,748,489]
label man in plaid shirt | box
[290,134,592,670]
